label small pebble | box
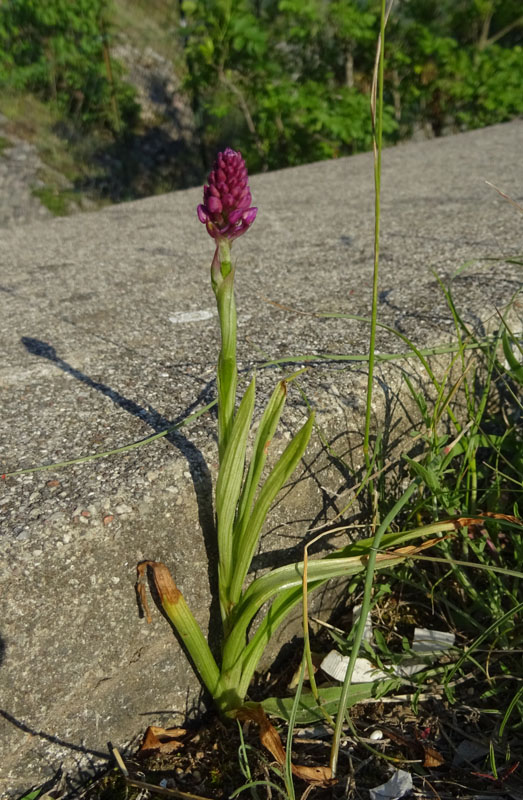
[81,510,91,518]
[370,730,384,741]
[46,480,60,488]
[115,503,132,515]
[103,514,114,526]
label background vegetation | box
[0,0,522,206]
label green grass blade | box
[329,480,419,775]
[499,683,523,738]
[446,601,523,683]
[2,397,218,478]
[17,790,45,800]
[230,781,288,800]
[315,312,439,384]
[405,552,523,580]
[283,658,305,800]
[255,340,482,370]
[403,455,443,495]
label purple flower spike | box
[197,148,257,242]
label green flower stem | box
[212,239,238,462]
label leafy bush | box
[180,0,523,169]
[0,0,138,132]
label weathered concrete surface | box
[0,121,522,797]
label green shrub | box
[0,0,138,133]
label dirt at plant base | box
[82,688,523,800]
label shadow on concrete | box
[20,336,222,657]
[0,634,5,666]
[0,709,110,762]
[13,769,65,800]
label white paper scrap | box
[353,604,374,643]
[369,769,413,800]
[320,650,388,683]
[320,626,455,685]
[412,627,455,654]
[392,660,426,678]
[169,309,215,323]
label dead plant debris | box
[82,689,522,800]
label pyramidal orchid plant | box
[136,149,439,717]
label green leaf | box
[403,454,442,495]
[17,791,44,800]
[234,379,288,559]
[225,520,452,695]
[139,562,222,708]
[262,680,401,724]
[227,411,315,606]
[502,328,523,384]
[215,378,256,609]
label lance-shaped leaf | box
[215,377,256,613]
[136,561,221,700]
[262,680,401,724]
[233,378,288,555]
[221,536,444,690]
[227,411,315,607]
[502,327,523,384]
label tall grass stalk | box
[363,0,389,480]
[330,0,390,776]
[328,480,417,774]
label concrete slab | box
[0,121,522,797]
